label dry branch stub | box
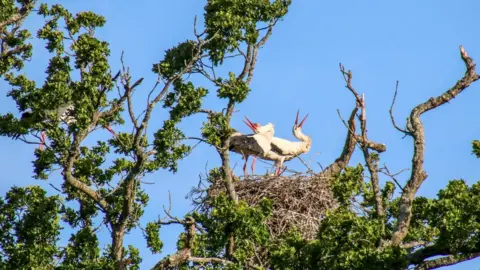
[208,173,338,240]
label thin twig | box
[389,80,409,134]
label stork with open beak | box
[229,121,275,176]
[20,103,116,150]
[244,110,312,175]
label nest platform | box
[208,173,337,240]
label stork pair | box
[230,111,311,176]
[19,103,116,150]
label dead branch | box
[152,215,231,270]
[338,64,386,221]
[355,135,387,152]
[320,106,358,178]
[391,45,480,246]
[380,165,408,191]
[296,155,314,174]
[389,81,409,134]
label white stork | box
[244,110,312,175]
[229,121,275,176]
[21,103,116,150]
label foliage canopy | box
[1,1,480,270]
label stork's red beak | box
[243,117,258,131]
[295,110,309,128]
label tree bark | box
[391,46,480,245]
[112,227,126,270]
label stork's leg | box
[104,125,116,136]
[243,155,249,176]
[274,159,284,176]
[39,132,46,151]
[251,156,257,175]
[275,166,281,176]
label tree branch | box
[337,64,386,220]
[0,44,29,58]
[355,135,387,152]
[400,240,428,249]
[256,19,277,48]
[391,45,480,245]
[63,129,109,213]
[320,106,358,178]
[380,165,407,191]
[414,253,480,270]
[151,216,231,270]
[0,0,36,30]
[389,80,409,134]
[406,244,447,265]
[188,257,232,265]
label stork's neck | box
[294,129,310,143]
[292,129,311,153]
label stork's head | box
[243,117,274,136]
[293,110,309,137]
[257,122,275,134]
[243,117,261,132]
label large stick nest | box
[207,173,338,240]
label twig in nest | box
[207,173,338,239]
[296,155,314,174]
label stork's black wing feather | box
[229,134,268,155]
[269,142,285,155]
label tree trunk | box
[112,227,126,270]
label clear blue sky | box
[1,1,480,269]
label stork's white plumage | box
[229,121,275,176]
[245,111,312,175]
[56,103,76,125]
[271,111,311,156]
[22,103,117,150]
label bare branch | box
[339,63,363,105]
[295,155,314,174]
[256,19,277,48]
[246,46,259,85]
[400,241,428,249]
[152,215,229,270]
[338,65,386,221]
[238,44,253,80]
[193,15,206,38]
[320,106,358,177]
[362,147,384,220]
[188,257,233,265]
[389,80,409,134]
[49,183,62,193]
[198,109,215,116]
[117,54,144,129]
[392,45,480,245]
[186,136,210,145]
[355,135,387,152]
[380,165,407,191]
